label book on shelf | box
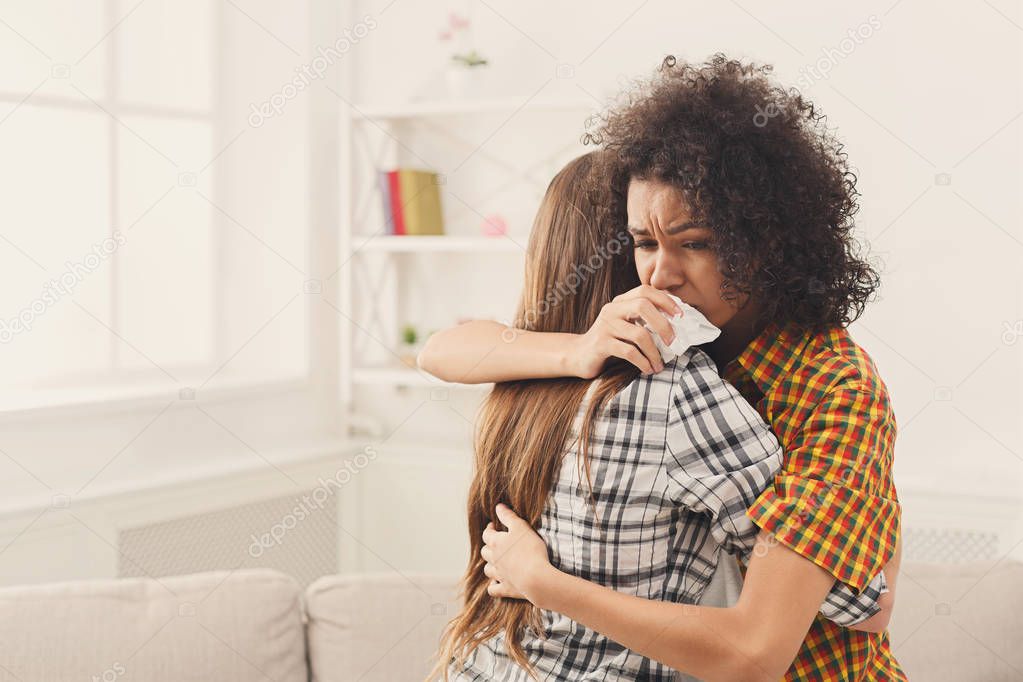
[377,170,396,234]
[378,168,444,236]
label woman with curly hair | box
[421,54,904,681]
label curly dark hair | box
[585,53,880,332]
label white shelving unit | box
[337,36,596,434]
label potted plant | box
[439,12,488,97]
[399,324,420,368]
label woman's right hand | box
[568,285,683,379]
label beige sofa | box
[0,561,1019,681]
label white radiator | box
[903,526,1000,563]
[118,490,339,588]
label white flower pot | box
[445,65,486,99]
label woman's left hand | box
[481,503,555,604]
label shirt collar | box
[722,321,814,396]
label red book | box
[386,170,405,235]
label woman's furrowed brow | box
[627,222,703,237]
[666,221,703,235]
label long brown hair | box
[431,152,641,680]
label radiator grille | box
[118,491,338,588]
[903,527,999,563]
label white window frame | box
[0,0,337,425]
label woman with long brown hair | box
[430,150,884,682]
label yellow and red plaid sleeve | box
[746,380,900,592]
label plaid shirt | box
[723,322,906,681]
[453,347,886,682]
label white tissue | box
[642,293,721,363]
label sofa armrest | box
[305,573,460,682]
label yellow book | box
[397,169,444,235]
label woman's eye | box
[634,241,658,250]
[683,241,709,250]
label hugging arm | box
[486,512,837,682]
[485,515,892,681]
[416,285,681,382]
[416,320,580,384]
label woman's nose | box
[650,253,684,290]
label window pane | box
[215,102,309,383]
[115,0,213,113]
[116,115,214,372]
[0,103,112,390]
[0,1,107,101]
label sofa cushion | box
[306,573,460,682]
[890,559,1023,681]
[0,568,306,682]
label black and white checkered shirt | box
[452,348,886,682]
